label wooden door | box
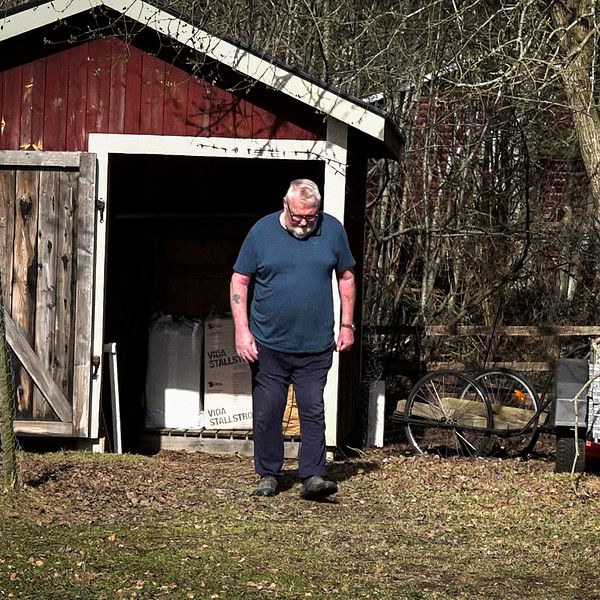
[0,151,96,437]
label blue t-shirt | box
[233,212,355,353]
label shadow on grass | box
[276,459,380,494]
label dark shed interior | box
[104,154,324,450]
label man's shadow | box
[276,458,380,493]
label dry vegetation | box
[1,447,600,599]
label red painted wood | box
[186,75,211,137]
[140,53,165,134]
[1,66,23,151]
[44,51,68,151]
[109,38,128,134]
[250,103,273,139]
[209,84,234,137]
[86,38,112,136]
[232,95,253,138]
[19,63,34,150]
[31,59,46,151]
[2,35,325,151]
[163,64,189,136]
[123,45,143,134]
[66,42,89,151]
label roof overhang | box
[0,0,403,159]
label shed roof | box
[1,0,403,158]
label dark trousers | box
[250,342,333,480]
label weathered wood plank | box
[1,67,23,151]
[395,399,489,429]
[4,309,71,422]
[141,53,166,134]
[19,62,34,151]
[14,420,72,436]
[31,59,46,152]
[66,42,89,152]
[12,169,39,417]
[86,38,112,135]
[429,361,553,372]
[43,52,68,151]
[209,83,232,137]
[0,169,16,308]
[186,74,211,136]
[108,38,127,135]
[54,170,76,396]
[0,151,80,168]
[163,63,189,136]
[33,169,59,420]
[396,398,548,430]
[72,153,96,436]
[124,44,143,134]
[424,325,600,337]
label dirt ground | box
[4,437,600,599]
[12,436,562,526]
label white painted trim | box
[0,0,102,40]
[87,133,349,444]
[88,134,330,160]
[1,0,390,145]
[89,147,108,438]
[323,119,348,448]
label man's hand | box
[236,327,259,363]
[336,327,354,352]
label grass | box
[1,447,600,599]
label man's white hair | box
[284,179,322,208]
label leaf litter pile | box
[2,444,600,599]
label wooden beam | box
[429,361,553,372]
[14,420,72,436]
[424,325,600,337]
[72,153,96,436]
[0,151,81,168]
[4,309,72,422]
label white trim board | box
[87,133,348,444]
[1,0,401,155]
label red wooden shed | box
[0,0,402,452]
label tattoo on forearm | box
[232,294,242,304]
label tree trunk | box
[551,1,600,220]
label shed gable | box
[0,34,323,153]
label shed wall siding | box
[0,37,322,152]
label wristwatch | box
[341,323,356,332]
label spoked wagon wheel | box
[403,370,493,458]
[473,369,540,456]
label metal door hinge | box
[96,199,105,223]
[92,355,101,379]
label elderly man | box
[230,178,356,500]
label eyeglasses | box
[285,203,320,223]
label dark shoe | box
[254,476,278,497]
[301,475,338,500]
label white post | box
[323,118,348,448]
[366,381,386,447]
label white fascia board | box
[102,0,387,143]
[0,0,102,41]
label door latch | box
[92,355,101,379]
[96,199,105,223]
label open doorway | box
[103,154,324,451]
